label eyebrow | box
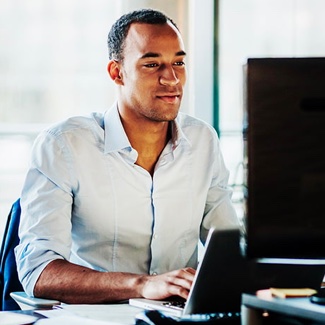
[140,50,186,59]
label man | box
[15,9,239,304]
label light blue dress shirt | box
[15,104,239,296]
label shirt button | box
[152,272,158,276]
[153,233,158,239]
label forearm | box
[34,259,195,304]
[34,259,145,304]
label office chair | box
[0,199,60,310]
[0,199,24,310]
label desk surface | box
[243,290,325,323]
[58,303,142,324]
[0,304,143,325]
[4,294,325,325]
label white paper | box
[0,312,38,325]
[35,315,121,325]
[35,308,76,318]
[35,303,141,324]
[58,304,141,324]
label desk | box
[242,290,325,325]
[0,310,45,324]
[5,296,325,325]
[57,303,143,324]
[0,304,143,325]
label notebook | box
[129,228,325,317]
[129,228,246,316]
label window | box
[0,0,214,238]
[2,0,324,240]
[218,0,325,220]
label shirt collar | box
[104,103,131,154]
[172,114,191,149]
[103,103,191,154]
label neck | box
[119,114,172,176]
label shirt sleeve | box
[15,130,75,296]
[200,132,240,244]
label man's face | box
[117,21,187,122]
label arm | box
[34,259,195,304]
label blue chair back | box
[0,199,23,310]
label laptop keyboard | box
[180,312,241,322]
[161,301,241,323]
[136,309,241,325]
[163,300,186,310]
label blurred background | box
[1,0,325,240]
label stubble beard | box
[143,97,182,123]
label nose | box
[159,65,180,87]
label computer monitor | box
[243,57,325,262]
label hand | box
[140,267,196,300]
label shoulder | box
[33,112,106,151]
[38,112,104,142]
[45,112,105,137]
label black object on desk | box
[135,310,241,325]
[310,288,325,306]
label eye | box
[174,61,185,67]
[144,63,159,68]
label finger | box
[184,267,196,275]
[166,284,191,300]
[181,267,196,278]
[167,270,195,290]
[172,268,195,283]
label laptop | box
[129,228,246,317]
[129,228,325,317]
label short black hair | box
[107,8,178,61]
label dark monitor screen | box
[244,57,325,261]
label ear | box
[107,60,124,85]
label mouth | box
[156,93,181,104]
